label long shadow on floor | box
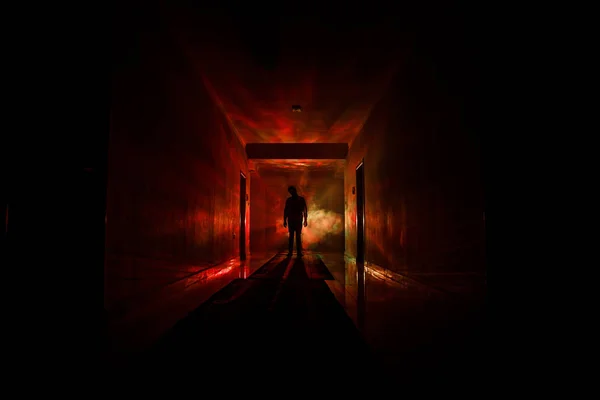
[138,256,377,379]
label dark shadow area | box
[360,271,488,386]
[267,257,375,377]
[386,297,488,386]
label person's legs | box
[288,225,294,256]
[296,225,303,256]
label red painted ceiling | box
[175,13,402,147]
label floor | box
[147,254,373,372]
[105,252,275,354]
[322,253,488,385]
[107,251,487,387]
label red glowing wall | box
[250,163,344,254]
[106,15,249,314]
[345,46,485,275]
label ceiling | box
[251,160,345,180]
[175,12,403,147]
[251,159,344,171]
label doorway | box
[356,160,365,263]
[240,172,247,260]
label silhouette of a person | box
[283,186,307,257]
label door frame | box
[240,171,247,260]
[356,159,365,263]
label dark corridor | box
[100,2,488,387]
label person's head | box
[288,186,297,196]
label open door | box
[356,160,365,263]
[240,172,247,260]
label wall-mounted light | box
[292,105,302,112]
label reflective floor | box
[106,252,275,354]
[146,253,373,373]
[106,251,487,386]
